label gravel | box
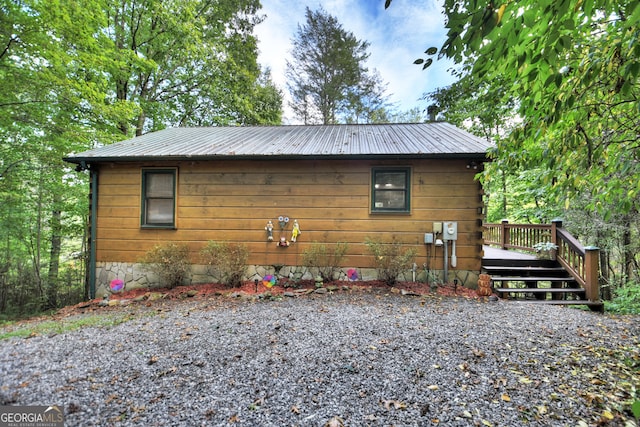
[1,289,638,426]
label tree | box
[1,0,130,313]
[0,0,281,315]
[344,70,394,124]
[236,68,284,126]
[386,0,640,290]
[286,7,390,124]
[394,0,639,215]
[104,0,281,135]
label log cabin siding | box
[94,158,484,272]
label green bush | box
[605,282,640,315]
[140,243,191,289]
[200,241,248,288]
[365,238,417,286]
[301,242,348,283]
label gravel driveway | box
[1,289,639,426]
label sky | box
[254,0,458,124]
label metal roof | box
[64,122,492,164]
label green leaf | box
[523,8,536,27]
[425,47,438,55]
[624,61,640,79]
[557,0,571,16]
[422,58,433,69]
[543,73,555,88]
[582,0,594,15]
[482,13,498,37]
[471,9,484,27]
[469,29,482,51]
[414,58,425,65]
[385,0,392,9]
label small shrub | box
[140,243,191,289]
[365,238,417,286]
[533,241,558,259]
[200,241,248,288]
[605,282,640,315]
[301,242,348,283]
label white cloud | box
[254,0,457,123]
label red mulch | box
[105,280,480,301]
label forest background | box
[1,0,638,317]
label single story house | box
[64,122,492,298]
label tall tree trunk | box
[0,263,7,313]
[622,215,633,283]
[501,169,507,219]
[597,228,612,301]
[46,209,62,310]
[32,169,44,302]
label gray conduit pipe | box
[443,239,448,284]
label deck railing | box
[484,220,600,302]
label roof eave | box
[64,152,491,165]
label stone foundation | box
[95,262,479,297]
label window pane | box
[147,173,174,197]
[374,172,406,189]
[374,190,406,209]
[146,199,174,223]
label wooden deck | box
[482,245,537,260]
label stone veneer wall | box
[95,261,479,297]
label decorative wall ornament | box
[291,219,301,242]
[110,278,124,292]
[278,216,289,229]
[265,220,274,241]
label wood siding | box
[95,159,484,271]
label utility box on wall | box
[444,221,458,240]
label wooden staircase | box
[483,220,603,312]
[482,258,604,311]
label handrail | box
[483,220,552,253]
[484,220,600,302]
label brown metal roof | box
[64,122,492,164]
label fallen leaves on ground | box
[324,416,344,427]
[382,399,407,410]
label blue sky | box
[254,0,457,123]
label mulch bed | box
[57,280,482,317]
[107,280,478,301]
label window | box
[371,167,411,213]
[141,169,176,228]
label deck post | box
[501,219,509,250]
[551,219,562,246]
[551,219,562,261]
[584,246,600,302]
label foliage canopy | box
[0,0,281,315]
[395,0,640,216]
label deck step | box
[483,265,566,273]
[513,299,604,307]
[482,258,558,268]
[491,276,576,282]
[494,287,585,294]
